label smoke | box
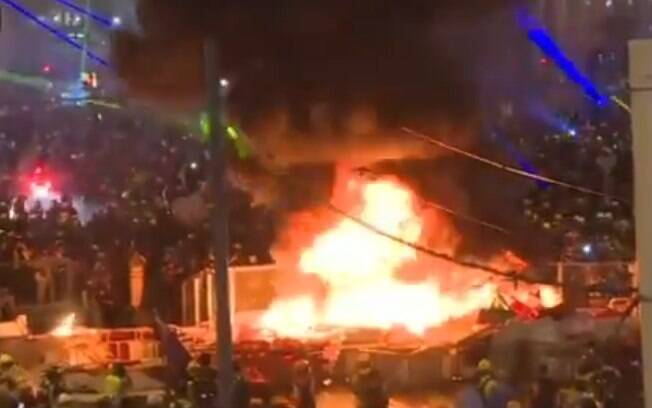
[112,0,519,168]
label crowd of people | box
[0,83,274,325]
[519,110,634,263]
[453,338,642,408]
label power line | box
[326,203,544,284]
[355,167,510,234]
[402,127,626,202]
[420,199,509,234]
[0,0,109,67]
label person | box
[352,356,388,408]
[186,354,217,408]
[232,362,251,408]
[0,355,28,392]
[292,359,316,408]
[531,364,557,408]
[104,363,133,408]
[0,354,29,407]
[476,359,499,404]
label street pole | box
[204,37,234,408]
[629,39,652,408]
[79,0,91,79]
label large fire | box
[257,170,558,340]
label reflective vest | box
[0,365,29,391]
[478,374,499,399]
[104,375,131,397]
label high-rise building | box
[0,0,124,81]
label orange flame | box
[540,286,563,309]
[51,313,76,337]
[260,172,507,338]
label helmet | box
[477,359,492,372]
[0,354,14,366]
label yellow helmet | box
[478,358,492,372]
[0,354,14,365]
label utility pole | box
[630,39,652,408]
[204,37,234,408]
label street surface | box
[60,371,455,407]
[318,390,453,407]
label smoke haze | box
[112,0,519,166]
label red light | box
[42,64,52,74]
[539,58,549,65]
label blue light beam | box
[50,0,113,28]
[0,0,109,67]
[518,10,608,106]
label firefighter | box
[104,363,133,408]
[0,354,29,397]
[0,354,22,408]
[292,359,316,408]
[352,356,388,408]
[186,354,217,408]
[476,359,499,404]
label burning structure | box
[261,169,488,339]
[255,168,559,341]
